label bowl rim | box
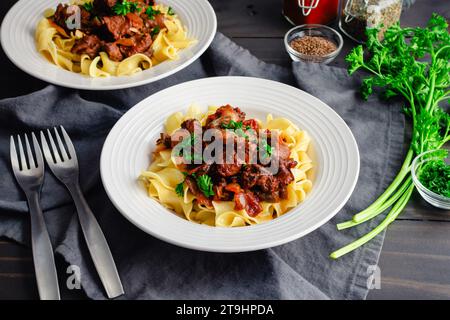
[411,149,450,203]
[284,24,344,60]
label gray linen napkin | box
[0,32,405,299]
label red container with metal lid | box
[282,0,340,26]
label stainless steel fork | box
[40,126,124,299]
[10,133,60,300]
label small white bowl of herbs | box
[412,150,450,209]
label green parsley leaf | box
[146,6,161,19]
[234,128,248,139]
[82,1,94,11]
[183,153,203,163]
[151,26,161,37]
[222,121,249,138]
[222,120,243,130]
[175,182,184,197]
[259,139,272,159]
[266,143,272,156]
[112,0,140,15]
[196,174,214,197]
[167,6,175,16]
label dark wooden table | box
[1,0,450,300]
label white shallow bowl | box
[100,76,360,252]
[0,0,216,90]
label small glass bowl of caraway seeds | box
[284,24,343,64]
[411,149,450,210]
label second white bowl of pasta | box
[100,76,359,252]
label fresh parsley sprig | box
[176,173,214,198]
[151,26,160,37]
[222,121,251,139]
[82,1,94,11]
[146,6,161,19]
[167,6,175,16]
[196,174,214,197]
[175,182,184,197]
[259,139,272,159]
[265,141,272,156]
[112,0,141,16]
[221,120,242,130]
[183,153,203,163]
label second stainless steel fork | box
[40,126,124,299]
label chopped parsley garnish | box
[234,128,248,139]
[183,153,203,162]
[259,139,272,159]
[82,1,94,11]
[178,133,198,149]
[112,0,141,15]
[175,182,184,197]
[265,142,273,156]
[222,120,243,130]
[151,26,161,37]
[419,159,450,198]
[196,174,214,197]
[175,133,201,162]
[146,6,161,19]
[222,121,249,138]
[167,6,175,15]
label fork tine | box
[40,131,55,165]
[24,134,36,169]
[46,129,61,163]
[10,136,20,172]
[32,132,44,169]
[17,135,28,170]
[60,126,77,161]
[54,127,69,161]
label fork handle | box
[66,183,124,299]
[26,192,61,300]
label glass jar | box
[339,0,403,43]
[283,0,340,26]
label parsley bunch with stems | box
[330,14,450,259]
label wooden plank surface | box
[368,221,450,300]
[0,0,450,300]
